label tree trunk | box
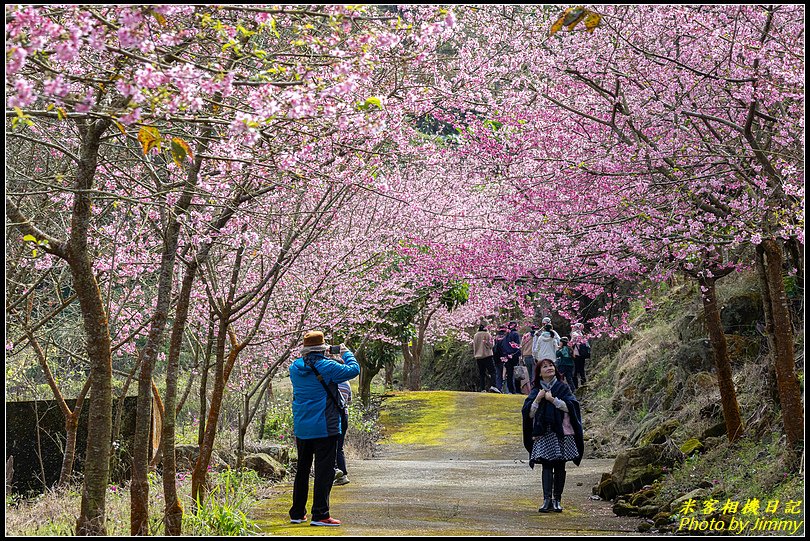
[73,260,114,535]
[161,264,198,535]
[58,378,92,487]
[191,318,239,504]
[359,363,380,408]
[198,317,214,447]
[237,395,249,470]
[71,120,114,536]
[760,239,804,451]
[385,361,394,388]
[698,275,744,442]
[401,341,414,391]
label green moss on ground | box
[378,390,525,455]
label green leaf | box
[23,235,37,243]
[170,137,194,167]
[357,96,383,111]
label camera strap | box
[304,357,344,410]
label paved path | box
[255,391,640,535]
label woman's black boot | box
[553,465,566,512]
[539,467,554,512]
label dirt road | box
[255,391,641,535]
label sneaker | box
[334,468,345,480]
[311,517,341,527]
[489,386,501,394]
[333,475,350,486]
[290,515,308,524]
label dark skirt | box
[530,432,579,466]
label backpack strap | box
[304,357,344,409]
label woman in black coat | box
[521,357,584,513]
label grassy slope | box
[580,271,804,534]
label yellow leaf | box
[138,125,161,155]
[112,120,127,135]
[57,107,68,121]
[584,11,601,32]
[152,10,167,26]
[549,13,565,36]
[170,137,194,167]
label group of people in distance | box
[474,317,591,513]
[473,318,591,395]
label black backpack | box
[578,342,591,359]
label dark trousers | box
[290,435,338,521]
[504,355,519,394]
[476,356,495,391]
[560,365,576,391]
[336,412,348,475]
[573,356,587,387]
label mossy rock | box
[670,488,709,512]
[613,500,640,516]
[673,339,713,372]
[630,486,658,507]
[675,314,705,342]
[701,421,727,439]
[639,419,680,446]
[594,473,619,501]
[679,438,704,456]
[246,442,291,464]
[174,444,200,471]
[724,334,759,363]
[638,521,653,532]
[687,371,716,392]
[653,511,674,527]
[638,504,661,518]
[628,414,662,446]
[243,453,286,480]
[702,435,725,452]
[611,442,685,495]
[720,294,762,336]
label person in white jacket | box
[532,319,561,368]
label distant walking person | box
[503,322,522,394]
[289,332,360,527]
[522,358,584,514]
[521,325,538,385]
[571,323,590,388]
[532,320,560,368]
[473,325,495,392]
[556,337,576,391]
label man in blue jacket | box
[289,331,360,527]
